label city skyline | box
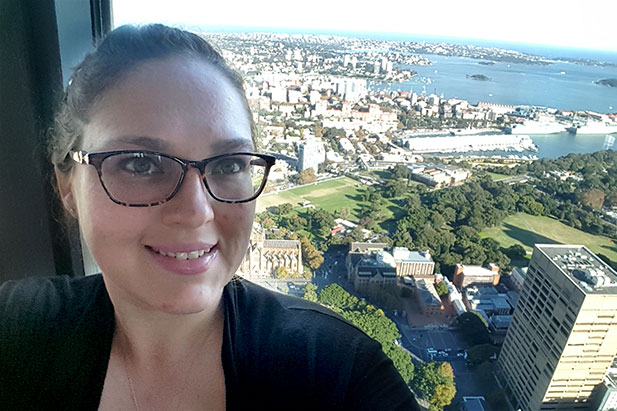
[113,0,617,52]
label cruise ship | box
[504,120,566,135]
[566,120,617,135]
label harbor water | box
[382,54,617,113]
[530,132,615,159]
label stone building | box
[392,247,435,278]
[237,223,303,280]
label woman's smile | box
[145,243,219,276]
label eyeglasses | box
[70,150,276,207]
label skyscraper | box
[497,244,617,411]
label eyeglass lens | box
[99,153,268,204]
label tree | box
[308,208,336,238]
[274,266,290,279]
[298,168,317,185]
[412,362,455,403]
[384,179,407,198]
[303,283,318,302]
[430,383,456,409]
[391,164,411,180]
[277,202,294,215]
[434,281,449,297]
[458,312,491,345]
[505,244,527,260]
[283,214,307,232]
[319,284,358,310]
[382,344,414,384]
[300,237,324,270]
[438,362,454,380]
[467,344,498,366]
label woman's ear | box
[55,169,78,218]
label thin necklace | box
[119,335,141,411]
[117,323,216,411]
[125,368,140,411]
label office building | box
[496,245,617,411]
[297,139,325,173]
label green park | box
[257,176,407,229]
[480,212,617,263]
[257,176,617,268]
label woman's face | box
[62,56,255,314]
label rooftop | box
[262,239,301,249]
[416,278,442,306]
[356,265,396,278]
[349,242,388,253]
[537,244,617,295]
[461,396,488,411]
[460,264,499,277]
[392,247,433,263]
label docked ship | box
[504,120,566,135]
[566,120,617,135]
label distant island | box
[596,78,617,88]
[467,74,491,81]
[478,61,496,66]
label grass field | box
[257,177,363,215]
[480,212,617,262]
[256,176,407,230]
[486,172,511,181]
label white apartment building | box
[297,139,325,172]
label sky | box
[112,0,617,52]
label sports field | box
[256,177,363,215]
[480,212,617,262]
[256,176,406,227]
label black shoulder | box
[223,278,419,410]
[0,274,105,326]
[0,275,113,409]
[226,277,360,325]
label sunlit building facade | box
[497,245,617,411]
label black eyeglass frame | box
[70,150,276,207]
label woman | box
[0,24,419,410]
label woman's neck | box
[111,291,225,366]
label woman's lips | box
[146,244,218,275]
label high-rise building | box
[297,139,325,173]
[496,245,617,411]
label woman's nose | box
[161,167,214,227]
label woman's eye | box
[213,158,245,175]
[120,156,162,175]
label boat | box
[504,120,566,135]
[566,121,617,135]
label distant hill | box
[596,78,617,87]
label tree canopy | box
[412,361,456,409]
[308,284,415,384]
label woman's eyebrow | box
[209,137,255,154]
[101,135,172,152]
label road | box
[313,250,489,403]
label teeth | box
[153,247,212,260]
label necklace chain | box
[119,334,141,411]
[125,369,141,411]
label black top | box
[0,275,419,410]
